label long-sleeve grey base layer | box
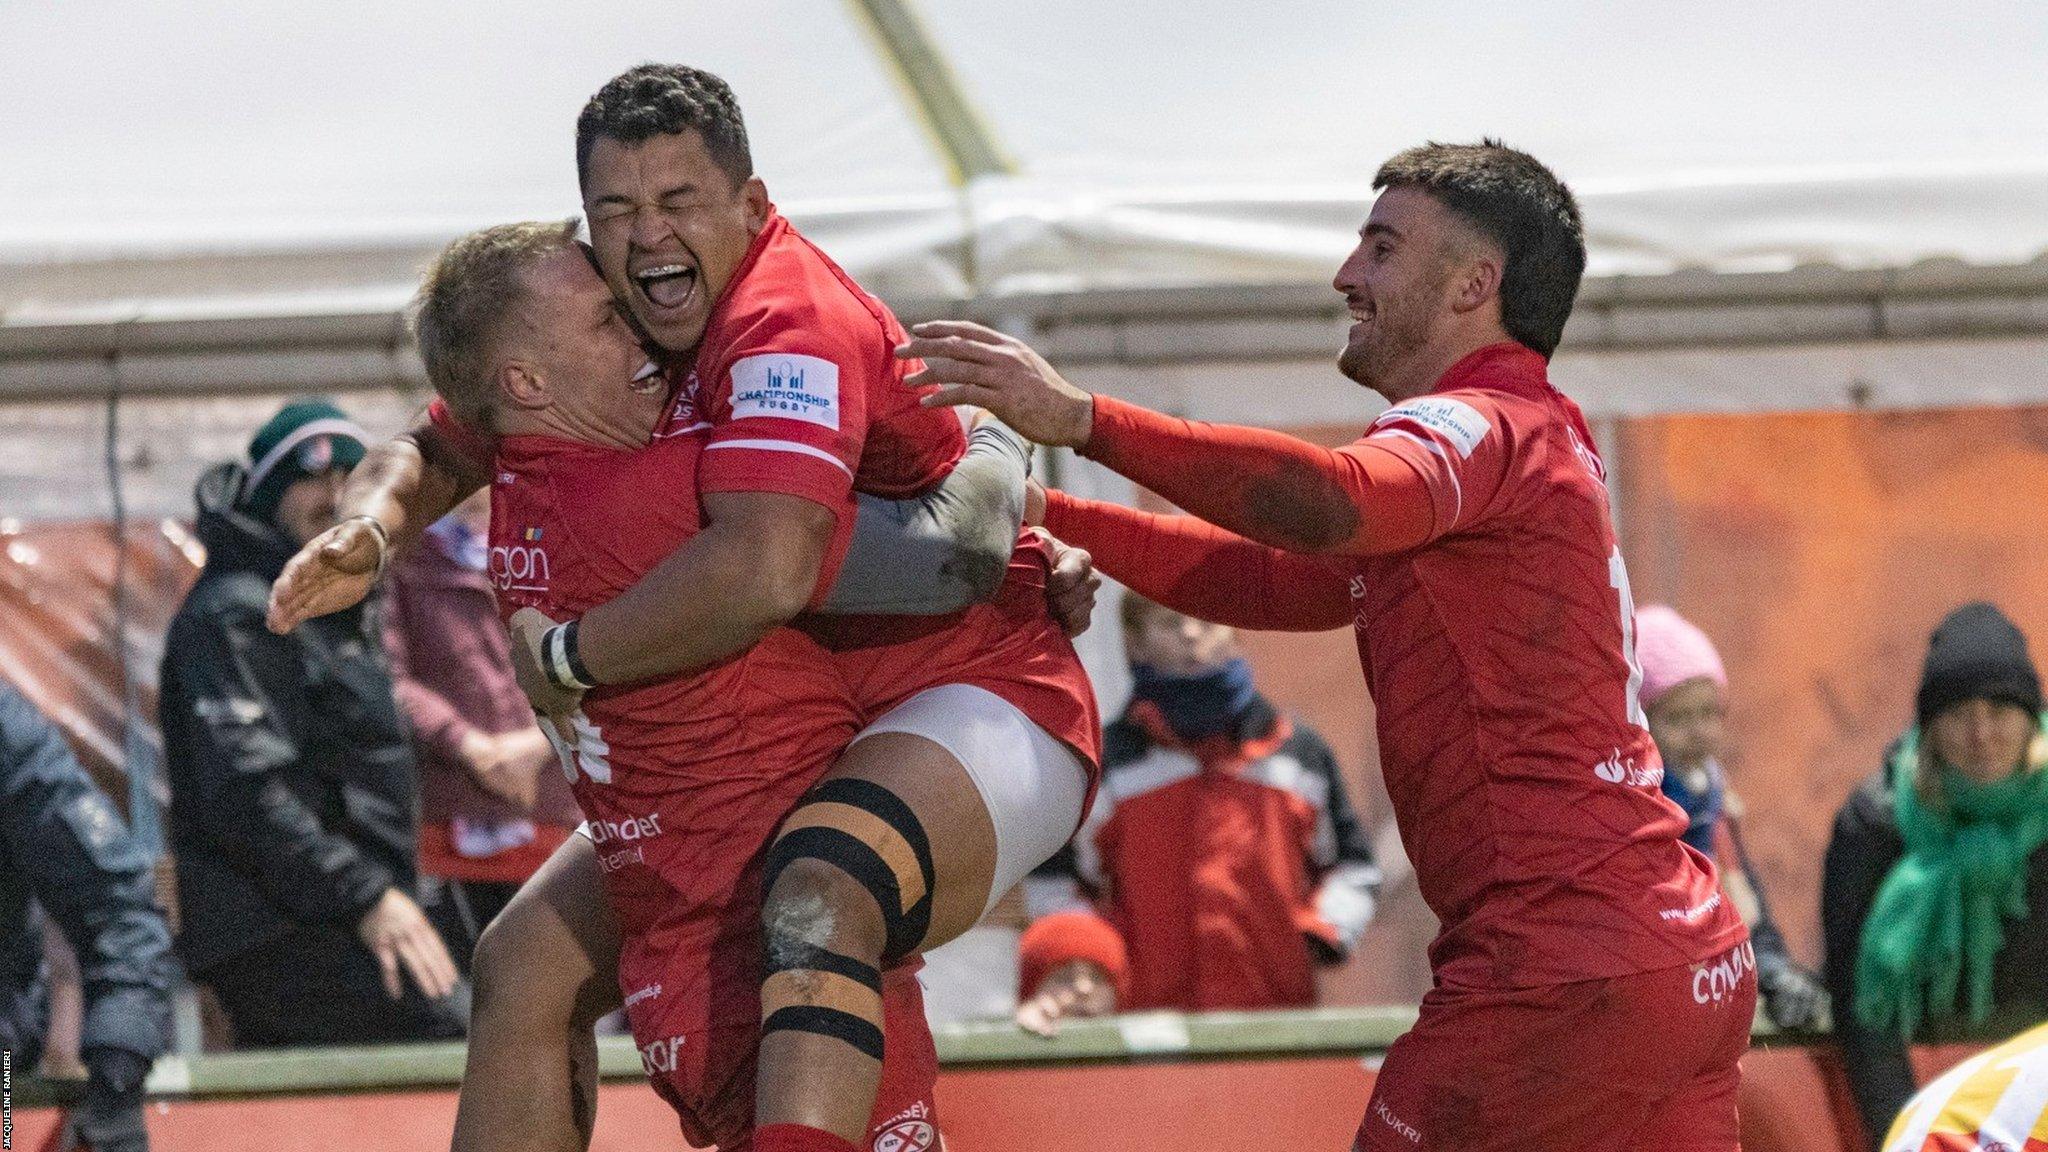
[822,422,1033,616]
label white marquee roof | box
[5,0,2046,301]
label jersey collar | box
[1429,340,1551,402]
[706,204,787,330]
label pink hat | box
[1635,604,1727,708]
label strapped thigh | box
[763,777,936,965]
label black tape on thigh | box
[763,778,937,964]
[761,1004,885,1061]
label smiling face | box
[582,129,769,358]
[1332,186,1486,401]
[495,247,669,448]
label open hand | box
[356,887,459,1001]
[267,516,387,633]
[898,321,1095,449]
[1015,959,1117,1037]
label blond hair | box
[411,218,582,431]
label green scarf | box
[1854,717,2048,1039]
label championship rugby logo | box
[730,353,842,429]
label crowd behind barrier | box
[1,393,2045,1152]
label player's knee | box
[762,857,885,961]
[759,876,888,1064]
[763,777,936,966]
[472,912,580,1029]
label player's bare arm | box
[509,478,1116,710]
[556,490,836,690]
[266,418,487,633]
[901,321,1435,557]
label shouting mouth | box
[634,263,699,314]
[629,360,664,396]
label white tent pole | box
[842,0,1017,187]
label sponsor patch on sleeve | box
[1372,396,1490,459]
[730,353,842,430]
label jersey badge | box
[656,369,709,438]
[1374,396,1490,459]
[731,353,841,429]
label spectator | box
[159,399,465,1047]
[1823,601,2048,1147]
[2,676,173,1152]
[383,491,579,965]
[1636,605,1828,1031]
[1015,593,1380,1033]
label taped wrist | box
[541,620,597,691]
[343,514,392,576]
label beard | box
[1337,269,1448,394]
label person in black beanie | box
[1821,601,2048,1148]
[1014,593,1382,1032]
[160,399,468,1047]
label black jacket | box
[1820,754,2048,1149]
[159,463,419,976]
[0,680,174,1065]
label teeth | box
[635,264,690,282]
[632,360,661,382]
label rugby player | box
[902,141,1756,1151]
[271,67,1099,1152]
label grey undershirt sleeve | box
[821,422,1032,615]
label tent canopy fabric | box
[4,0,2046,313]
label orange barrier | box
[8,1045,1884,1152]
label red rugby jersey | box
[436,209,1093,759]
[486,419,860,941]
[1045,343,1747,989]
[689,206,963,505]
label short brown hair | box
[1373,140,1585,357]
[412,219,582,430]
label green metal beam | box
[844,0,1017,186]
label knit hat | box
[1635,604,1727,709]
[1016,911,1131,1004]
[241,399,368,518]
[1916,602,2043,725]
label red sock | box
[752,1123,863,1152]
